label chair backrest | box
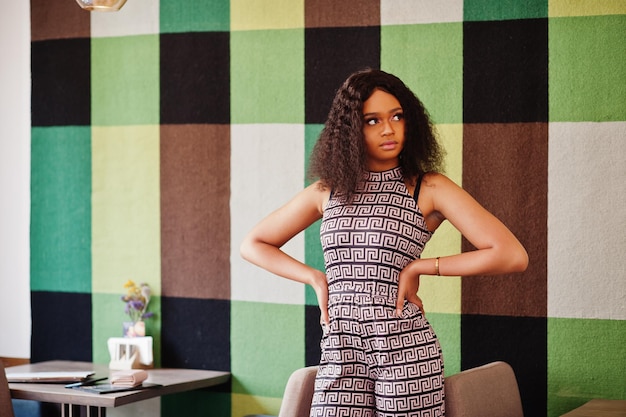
[0,360,16,417]
[277,365,318,417]
[444,361,523,417]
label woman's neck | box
[366,159,400,172]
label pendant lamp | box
[75,0,127,11]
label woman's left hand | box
[396,266,424,317]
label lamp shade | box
[75,0,127,11]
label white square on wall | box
[548,121,626,320]
[230,123,306,305]
[91,0,160,38]
[381,0,463,25]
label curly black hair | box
[308,68,445,200]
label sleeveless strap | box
[413,174,424,202]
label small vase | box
[123,320,146,337]
[134,320,146,337]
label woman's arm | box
[422,172,529,275]
[240,181,330,323]
[397,173,529,315]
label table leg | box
[86,405,106,417]
[61,404,106,417]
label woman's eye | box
[365,118,378,126]
[392,113,404,121]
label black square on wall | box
[161,297,230,371]
[305,26,380,124]
[461,314,547,417]
[31,38,91,127]
[463,19,548,123]
[305,304,322,366]
[160,32,230,124]
[31,291,93,362]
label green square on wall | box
[31,126,91,293]
[427,312,461,377]
[160,0,230,33]
[304,123,325,305]
[304,219,323,306]
[464,0,547,21]
[382,22,463,125]
[231,29,304,124]
[304,123,323,182]
[91,35,159,126]
[231,301,305,398]
[549,15,626,122]
[548,317,626,417]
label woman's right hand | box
[310,269,329,326]
[397,262,425,317]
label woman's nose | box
[381,120,394,135]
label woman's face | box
[362,89,405,171]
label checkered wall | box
[29,1,626,416]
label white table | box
[8,360,230,416]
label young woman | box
[240,69,528,417]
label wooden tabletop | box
[560,399,626,417]
[7,360,230,408]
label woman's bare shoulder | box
[422,171,455,187]
[302,180,331,214]
[418,172,458,231]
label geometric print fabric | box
[314,168,443,416]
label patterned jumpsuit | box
[310,167,445,417]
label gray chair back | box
[445,361,524,417]
[278,366,318,417]
[245,365,318,417]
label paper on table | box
[7,371,95,383]
[110,369,148,387]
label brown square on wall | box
[31,0,90,41]
[160,124,230,300]
[305,0,380,28]
[462,122,548,318]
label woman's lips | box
[380,141,398,150]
